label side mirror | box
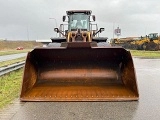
[54,28,65,37]
[63,16,66,22]
[54,28,59,33]
[99,28,105,33]
[93,28,105,36]
[92,15,96,21]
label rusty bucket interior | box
[20,42,139,101]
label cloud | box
[0,0,160,40]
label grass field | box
[0,40,42,56]
[0,49,31,56]
[0,40,43,51]
[130,50,160,58]
[0,69,22,108]
[0,57,26,67]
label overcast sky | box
[0,0,160,40]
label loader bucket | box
[20,42,139,101]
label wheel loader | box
[127,33,160,50]
[20,10,139,101]
[145,33,160,50]
[112,33,160,50]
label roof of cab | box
[66,10,92,15]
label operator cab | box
[52,10,107,43]
[68,13,89,31]
[64,10,94,31]
[148,33,158,40]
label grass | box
[0,49,31,56]
[0,69,23,109]
[0,40,43,56]
[0,40,43,51]
[130,50,160,58]
[0,57,26,67]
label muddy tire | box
[146,42,158,51]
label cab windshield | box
[148,33,158,39]
[68,13,90,31]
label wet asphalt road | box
[1,58,160,120]
[0,53,27,62]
